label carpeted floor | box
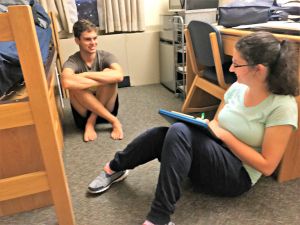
[1,84,300,225]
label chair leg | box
[181,76,199,113]
[182,75,223,113]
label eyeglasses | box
[231,62,254,68]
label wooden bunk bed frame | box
[0,5,75,224]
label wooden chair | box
[182,20,236,113]
[0,5,75,224]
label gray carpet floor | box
[1,84,300,225]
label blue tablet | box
[159,109,221,143]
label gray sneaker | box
[88,170,129,194]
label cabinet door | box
[160,41,175,92]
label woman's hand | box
[208,119,229,141]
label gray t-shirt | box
[63,50,118,73]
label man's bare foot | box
[84,125,97,142]
[111,120,123,140]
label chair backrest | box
[187,20,226,67]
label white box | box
[181,8,218,25]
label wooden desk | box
[185,28,300,182]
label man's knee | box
[69,89,90,97]
[96,83,117,94]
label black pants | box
[109,122,252,224]
[70,95,119,130]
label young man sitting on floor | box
[62,19,124,142]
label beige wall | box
[219,0,234,6]
[145,0,169,29]
[60,1,226,86]
[58,1,169,86]
[60,31,160,86]
[145,0,234,27]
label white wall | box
[144,0,169,28]
[219,0,234,6]
[59,1,171,86]
[59,30,160,86]
[144,0,236,27]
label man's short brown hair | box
[73,19,97,39]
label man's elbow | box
[117,75,124,83]
[116,71,124,82]
[61,77,70,89]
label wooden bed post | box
[0,6,75,225]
